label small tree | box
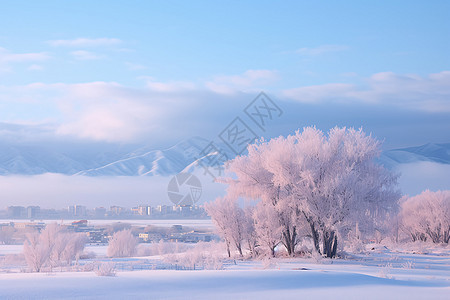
[107,229,138,257]
[23,223,87,271]
[23,232,50,272]
[204,197,246,257]
[400,190,450,244]
[253,202,282,257]
[62,233,87,264]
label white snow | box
[1,247,449,299]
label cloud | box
[0,47,50,63]
[283,83,354,103]
[0,81,240,143]
[48,37,122,47]
[70,50,104,60]
[1,70,449,146]
[283,71,450,112]
[144,78,197,92]
[206,69,279,94]
[295,44,349,56]
[125,62,147,71]
[28,64,44,71]
[0,169,226,208]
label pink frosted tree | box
[23,232,51,272]
[221,126,399,258]
[61,233,87,264]
[400,190,450,244]
[204,197,247,257]
[107,229,138,257]
[23,223,86,271]
[253,202,282,257]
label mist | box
[0,170,226,209]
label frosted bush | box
[95,262,116,276]
[378,263,393,279]
[107,229,137,258]
[402,260,415,269]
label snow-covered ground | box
[0,245,449,299]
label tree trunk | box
[235,241,243,257]
[322,230,338,258]
[282,226,297,256]
[444,227,449,244]
[225,239,231,258]
[309,222,321,254]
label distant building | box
[68,205,86,217]
[7,206,26,218]
[138,205,151,216]
[75,205,87,217]
[94,207,107,218]
[110,206,125,216]
[72,220,88,227]
[156,205,171,214]
[173,205,192,214]
[86,229,107,243]
[139,233,149,242]
[27,206,40,219]
[172,225,183,231]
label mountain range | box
[0,137,448,176]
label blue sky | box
[0,0,449,149]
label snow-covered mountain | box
[379,143,450,169]
[0,138,448,176]
[76,137,217,176]
[0,141,129,175]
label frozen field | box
[0,246,449,299]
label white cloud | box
[28,64,44,71]
[283,71,450,112]
[145,79,197,92]
[125,62,147,71]
[296,44,349,56]
[70,50,104,60]
[0,47,50,63]
[1,70,449,145]
[283,83,354,103]
[206,69,279,94]
[48,37,122,47]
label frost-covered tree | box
[23,232,51,272]
[107,229,138,257]
[61,233,87,264]
[204,197,246,257]
[253,202,282,257]
[0,226,15,245]
[400,190,450,244]
[222,127,399,258]
[23,223,86,272]
[243,206,258,257]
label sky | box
[0,1,449,207]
